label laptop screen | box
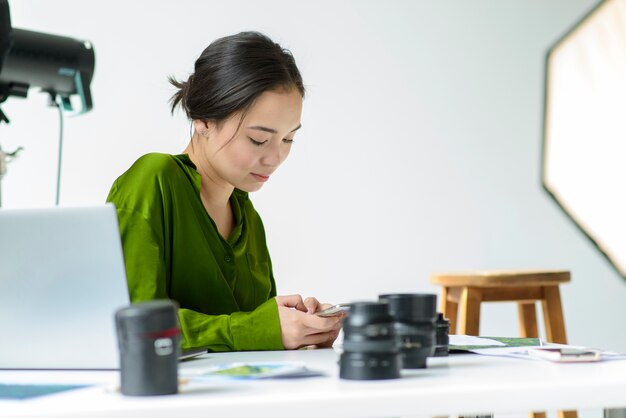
[0,204,130,369]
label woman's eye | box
[248,137,267,146]
[283,138,295,144]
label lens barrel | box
[339,301,401,380]
[378,293,437,369]
[434,312,450,357]
[115,300,180,396]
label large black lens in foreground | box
[379,293,437,369]
[339,302,401,381]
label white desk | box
[1,348,626,418]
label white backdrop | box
[2,0,623,351]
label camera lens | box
[115,300,180,396]
[434,312,450,357]
[378,293,437,369]
[339,301,401,380]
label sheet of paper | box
[181,362,324,380]
[0,383,89,400]
[449,336,543,353]
[449,335,506,347]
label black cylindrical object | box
[339,301,401,380]
[115,300,180,396]
[434,312,450,357]
[378,293,437,369]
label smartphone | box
[315,303,350,317]
[528,347,601,362]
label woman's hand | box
[275,295,343,350]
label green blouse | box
[106,153,283,351]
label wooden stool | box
[430,270,575,418]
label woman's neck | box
[183,135,234,209]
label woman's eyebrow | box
[247,124,302,134]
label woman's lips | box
[251,173,270,182]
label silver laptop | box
[0,204,130,370]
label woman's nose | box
[261,142,283,167]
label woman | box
[107,32,342,352]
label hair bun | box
[168,31,304,121]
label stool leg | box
[458,287,481,336]
[441,286,458,334]
[542,286,576,418]
[521,302,545,418]
[541,286,568,344]
[558,410,578,418]
[518,302,539,338]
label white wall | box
[3,0,623,350]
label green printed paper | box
[450,336,541,352]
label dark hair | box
[169,31,305,123]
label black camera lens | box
[339,301,401,380]
[434,312,450,357]
[378,293,437,369]
[115,300,180,396]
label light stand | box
[0,85,25,207]
[0,143,22,207]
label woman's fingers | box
[303,297,321,313]
[276,294,307,312]
[301,312,342,332]
[300,329,341,348]
[276,295,345,350]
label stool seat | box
[431,270,570,287]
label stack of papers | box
[449,335,626,362]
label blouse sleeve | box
[107,176,283,352]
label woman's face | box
[197,88,303,193]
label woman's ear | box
[192,119,210,138]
